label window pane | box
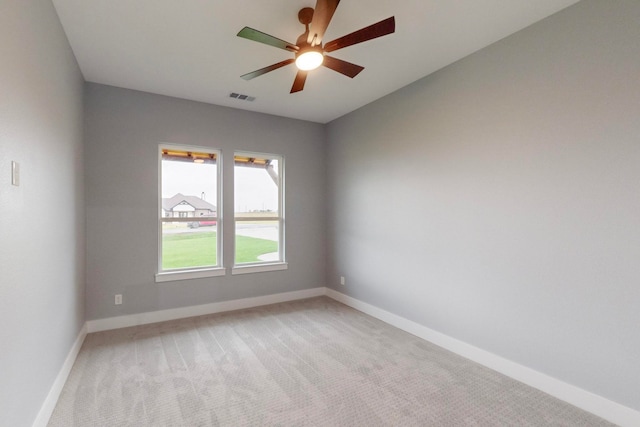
[234,158,279,216]
[160,148,219,271]
[235,221,279,264]
[162,222,217,269]
[161,158,217,217]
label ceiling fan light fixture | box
[237,3,396,93]
[295,49,324,71]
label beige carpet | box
[49,297,612,426]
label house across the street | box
[161,193,216,218]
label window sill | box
[155,267,226,283]
[232,262,288,275]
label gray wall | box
[326,0,640,411]
[84,83,326,320]
[0,1,85,426]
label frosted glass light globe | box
[295,51,324,71]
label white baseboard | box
[86,287,326,333]
[32,323,87,427]
[325,288,640,427]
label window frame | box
[155,143,225,282]
[232,151,287,275]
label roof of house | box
[162,193,216,211]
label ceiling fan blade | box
[322,56,364,78]
[237,27,298,52]
[307,0,340,46]
[324,16,395,53]
[290,71,308,93]
[241,59,295,81]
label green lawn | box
[235,235,278,263]
[162,231,277,269]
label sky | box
[162,160,278,212]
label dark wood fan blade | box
[307,0,340,45]
[290,71,308,93]
[237,27,298,52]
[241,59,295,81]
[322,55,364,78]
[324,16,395,53]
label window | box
[156,145,223,282]
[233,152,286,274]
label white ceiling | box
[51,0,580,123]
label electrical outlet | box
[340,276,345,286]
[115,294,123,305]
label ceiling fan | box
[236,0,395,93]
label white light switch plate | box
[11,161,19,186]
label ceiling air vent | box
[229,93,256,102]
